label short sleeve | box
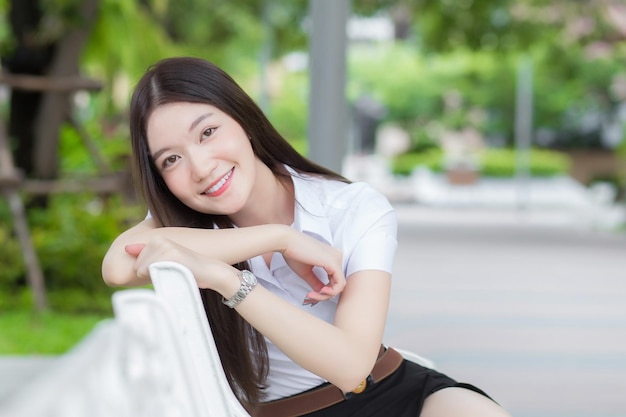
[345,210,397,277]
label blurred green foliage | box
[28,194,142,292]
[266,69,309,151]
[392,148,444,175]
[0,193,143,294]
[347,42,624,150]
[0,224,24,288]
[480,148,571,177]
[392,147,571,178]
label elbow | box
[333,369,372,394]
[101,251,132,287]
[101,262,125,287]
[330,356,377,394]
[330,343,385,393]
[100,220,153,287]
[102,275,124,288]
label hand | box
[280,231,345,304]
[125,237,237,292]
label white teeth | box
[204,169,232,194]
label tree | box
[0,0,100,312]
[1,0,100,188]
[2,0,56,179]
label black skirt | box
[303,360,494,417]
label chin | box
[195,205,243,217]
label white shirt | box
[254,169,398,401]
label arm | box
[102,219,344,298]
[128,235,390,393]
[238,269,391,392]
[102,218,290,286]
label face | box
[146,102,259,216]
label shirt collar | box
[287,166,334,245]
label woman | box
[102,57,511,417]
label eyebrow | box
[189,112,213,132]
[150,112,214,162]
[151,147,169,163]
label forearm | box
[231,273,390,392]
[102,221,293,286]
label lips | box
[202,168,233,196]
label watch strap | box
[222,270,257,308]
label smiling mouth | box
[202,168,233,195]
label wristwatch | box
[222,270,257,308]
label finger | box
[298,269,326,293]
[319,277,343,295]
[319,286,337,296]
[305,284,338,301]
[319,269,345,295]
[302,297,319,307]
[305,291,332,302]
[303,268,345,300]
[125,243,146,257]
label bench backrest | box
[0,261,434,417]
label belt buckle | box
[344,375,374,399]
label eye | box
[201,127,216,141]
[161,155,180,169]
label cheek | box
[161,171,187,197]
[223,132,253,157]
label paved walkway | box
[385,205,626,417]
[0,356,56,405]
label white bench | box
[0,261,434,417]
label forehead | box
[146,102,223,140]
[147,102,222,126]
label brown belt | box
[255,346,404,417]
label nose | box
[188,151,216,182]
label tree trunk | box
[391,5,412,41]
[34,0,101,180]
[2,0,55,178]
[0,118,48,312]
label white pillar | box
[307,0,350,173]
[515,56,533,210]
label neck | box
[230,163,294,227]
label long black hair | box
[129,56,346,406]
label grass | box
[0,288,114,355]
[0,309,111,355]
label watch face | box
[241,270,257,286]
